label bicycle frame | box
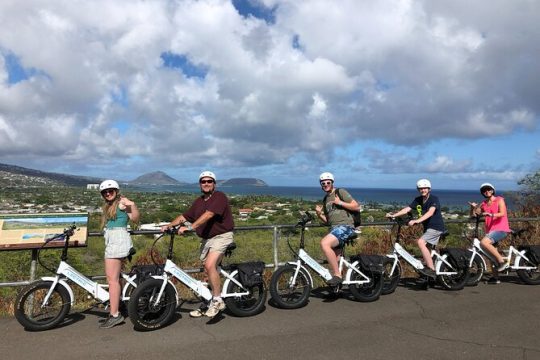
[283,212,372,287]
[386,218,459,276]
[467,216,536,271]
[145,228,248,307]
[286,249,371,286]
[37,225,137,308]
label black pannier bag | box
[129,264,165,284]
[237,261,265,287]
[350,254,385,274]
[441,248,471,269]
[519,245,540,265]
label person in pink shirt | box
[469,183,511,284]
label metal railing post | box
[273,226,279,269]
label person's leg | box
[204,251,224,297]
[105,258,122,316]
[480,237,505,265]
[321,233,340,277]
[417,238,435,270]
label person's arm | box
[386,206,411,218]
[492,198,507,218]
[410,206,436,225]
[120,196,140,223]
[333,191,360,211]
[315,204,327,224]
[181,210,215,233]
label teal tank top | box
[106,206,129,228]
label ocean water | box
[126,184,510,209]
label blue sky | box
[1,0,539,191]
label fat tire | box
[15,280,71,331]
[269,265,311,309]
[348,267,383,302]
[382,258,401,295]
[224,273,267,317]
[466,254,485,286]
[128,279,177,331]
[437,257,469,291]
[516,257,540,285]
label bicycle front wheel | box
[349,268,383,302]
[224,273,267,317]
[516,257,540,285]
[437,257,469,291]
[128,279,177,331]
[466,254,485,286]
[269,265,311,309]
[382,258,401,295]
[15,280,71,331]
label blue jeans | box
[486,231,508,244]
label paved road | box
[1,276,539,360]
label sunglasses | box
[320,181,333,186]
[199,180,215,184]
[101,189,116,196]
[481,188,493,193]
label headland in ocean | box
[125,184,511,209]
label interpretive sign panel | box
[0,213,88,250]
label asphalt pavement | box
[1,275,539,360]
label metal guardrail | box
[1,217,538,288]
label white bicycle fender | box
[150,275,179,302]
[286,261,314,286]
[41,277,75,305]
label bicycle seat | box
[126,247,136,262]
[224,242,237,257]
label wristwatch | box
[186,224,193,231]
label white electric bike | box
[269,212,384,309]
[128,226,267,330]
[15,224,145,331]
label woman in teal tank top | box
[99,179,140,329]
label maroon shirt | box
[182,191,234,239]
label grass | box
[2,217,539,317]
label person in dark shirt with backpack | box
[315,172,361,286]
[386,179,445,279]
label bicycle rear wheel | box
[269,265,311,309]
[437,257,469,290]
[128,279,177,331]
[15,280,71,331]
[516,257,540,285]
[348,268,383,302]
[224,273,267,317]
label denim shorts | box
[200,231,234,261]
[486,231,508,244]
[329,225,356,247]
[104,228,133,259]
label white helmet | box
[416,179,431,189]
[480,182,495,194]
[319,172,334,182]
[99,179,119,192]
[199,171,216,182]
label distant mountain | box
[129,171,185,185]
[0,162,101,186]
[219,178,268,186]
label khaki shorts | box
[199,231,234,261]
[421,228,443,246]
[104,228,133,259]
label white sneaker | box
[205,298,225,318]
[189,307,206,318]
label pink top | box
[481,196,511,233]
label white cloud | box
[0,0,538,185]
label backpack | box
[334,188,362,227]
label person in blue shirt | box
[386,179,445,279]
